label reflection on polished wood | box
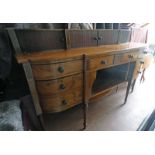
[16,43,146,114]
[16,43,146,63]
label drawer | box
[114,52,139,64]
[31,60,83,80]
[39,90,82,113]
[88,55,114,70]
[36,74,82,96]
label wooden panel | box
[36,73,82,96]
[67,30,98,48]
[31,59,83,80]
[118,30,131,43]
[98,30,119,45]
[39,89,82,113]
[15,29,66,52]
[88,55,114,70]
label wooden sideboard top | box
[16,42,147,63]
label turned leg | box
[82,102,88,130]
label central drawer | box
[39,89,82,113]
[31,59,83,80]
[114,51,139,64]
[88,55,114,70]
[36,73,82,96]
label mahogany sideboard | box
[8,29,147,130]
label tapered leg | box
[131,79,136,93]
[124,80,132,104]
[140,69,146,83]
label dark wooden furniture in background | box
[66,29,131,49]
[8,29,147,130]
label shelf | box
[92,64,129,95]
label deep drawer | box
[39,90,82,113]
[36,73,82,96]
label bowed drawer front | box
[31,59,83,80]
[39,89,82,113]
[36,73,83,96]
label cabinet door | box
[98,30,119,45]
[66,30,98,48]
[118,30,131,43]
[15,29,66,53]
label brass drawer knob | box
[128,55,133,59]
[93,37,98,41]
[58,66,64,73]
[101,60,107,65]
[59,84,66,90]
[140,61,144,64]
[62,99,68,105]
[98,36,103,40]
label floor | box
[44,63,155,131]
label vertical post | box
[124,61,136,104]
[23,62,45,130]
[7,28,44,130]
[124,79,132,104]
[131,79,136,93]
[23,62,42,115]
[82,54,88,130]
[7,28,22,55]
[65,29,71,49]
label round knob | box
[128,55,133,59]
[140,61,144,64]
[59,83,66,90]
[98,36,103,40]
[58,66,64,73]
[137,71,141,74]
[143,51,147,54]
[62,99,68,105]
[94,37,98,41]
[101,60,107,64]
